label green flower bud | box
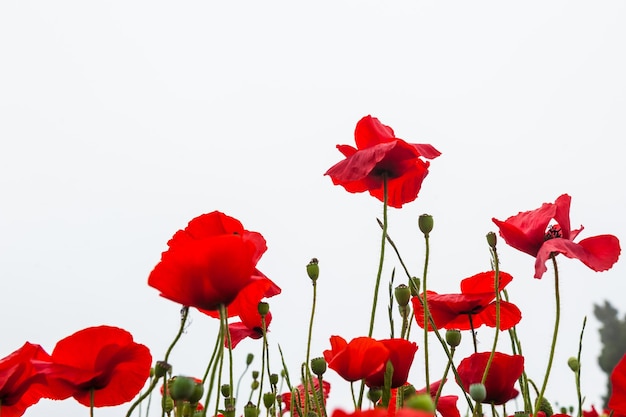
[307,258,320,281]
[418,214,434,237]
[514,412,530,417]
[224,396,236,407]
[310,357,327,376]
[154,361,172,378]
[486,231,497,249]
[409,277,421,296]
[394,284,411,307]
[258,302,270,316]
[406,393,435,412]
[367,387,382,404]
[469,383,486,402]
[246,353,254,366]
[269,373,279,385]
[244,403,260,417]
[537,396,554,417]
[189,381,204,404]
[263,392,276,409]
[445,329,462,347]
[221,384,232,398]
[251,380,260,390]
[400,384,416,399]
[224,405,236,417]
[163,396,174,413]
[252,370,260,379]
[169,376,196,401]
[568,357,580,372]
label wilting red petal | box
[609,354,626,415]
[45,326,152,407]
[457,352,523,405]
[323,336,389,382]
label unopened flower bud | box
[263,392,276,409]
[394,284,411,307]
[269,373,279,385]
[170,376,196,401]
[469,383,486,402]
[367,387,382,403]
[251,380,259,390]
[163,396,174,413]
[221,384,232,398]
[445,329,462,347]
[400,384,416,398]
[537,397,554,417]
[409,277,421,296]
[568,357,580,372]
[252,371,259,379]
[258,302,270,316]
[310,357,327,376]
[406,393,435,412]
[307,258,319,281]
[244,403,259,417]
[418,214,434,237]
[224,405,236,417]
[189,381,204,403]
[246,353,254,366]
[486,231,497,249]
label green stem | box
[575,317,587,417]
[304,279,318,415]
[90,388,95,417]
[481,247,501,385]
[422,230,431,393]
[535,255,560,414]
[125,376,159,417]
[359,175,388,409]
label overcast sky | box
[2,2,626,416]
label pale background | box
[1,2,625,416]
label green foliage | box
[593,301,626,407]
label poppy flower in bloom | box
[323,336,417,388]
[324,115,441,208]
[609,354,626,417]
[280,379,330,416]
[457,351,524,405]
[416,381,459,417]
[148,211,271,311]
[332,407,434,417]
[0,342,56,417]
[38,325,152,407]
[492,194,621,279]
[413,271,521,331]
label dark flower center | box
[544,225,562,241]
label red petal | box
[609,354,626,414]
[354,115,396,149]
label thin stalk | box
[481,248,502,385]
[422,230,431,393]
[535,255,560,414]
[304,278,319,415]
[575,317,587,417]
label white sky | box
[1,2,626,416]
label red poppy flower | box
[323,336,389,382]
[325,115,441,208]
[413,271,521,331]
[364,339,418,388]
[609,354,626,416]
[416,381,459,417]
[148,211,271,311]
[38,326,152,407]
[0,342,57,417]
[281,379,330,416]
[492,194,621,279]
[332,407,434,417]
[457,352,524,405]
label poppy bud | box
[400,383,416,398]
[263,392,276,409]
[394,284,411,307]
[258,302,270,316]
[224,396,236,408]
[246,353,254,366]
[163,396,174,413]
[537,397,554,417]
[486,231,497,248]
[445,329,462,347]
[469,383,486,402]
[367,387,382,403]
[307,258,320,281]
[409,277,421,296]
[170,376,196,401]
[269,373,279,385]
[418,214,434,237]
[568,357,580,372]
[189,381,204,404]
[224,405,236,417]
[251,380,259,390]
[244,403,259,417]
[514,412,530,417]
[406,393,435,412]
[221,384,232,397]
[310,357,327,376]
[252,371,259,379]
